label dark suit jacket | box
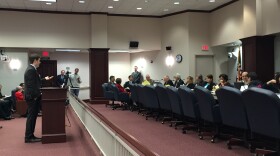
[164,80,174,87]
[56,74,68,87]
[24,65,44,101]
[174,79,184,88]
[132,71,142,84]
[186,83,195,89]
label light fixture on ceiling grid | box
[29,0,56,2]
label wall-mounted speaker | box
[166,46,172,51]
[129,41,139,48]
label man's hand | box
[45,76,54,80]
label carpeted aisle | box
[91,104,251,156]
[0,107,100,156]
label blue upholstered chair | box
[242,87,280,155]
[136,84,147,114]
[216,86,249,149]
[166,86,185,129]
[143,85,160,120]
[110,84,130,110]
[155,85,173,124]
[102,83,115,108]
[194,86,221,143]
[178,86,199,133]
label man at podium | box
[24,54,53,143]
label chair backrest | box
[129,84,138,102]
[178,86,198,119]
[11,89,17,106]
[242,88,280,138]
[194,86,218,122]
[101,83,108,97]
[155,85,172,111]
[136,84,146,106]
[216,86,249,130]
[143,85,160,109]
[166,86,183,115]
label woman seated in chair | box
[115,78,127,93]
[185,76,195,89]
[218,74,233,87]
[203,74,216,91]
[15,86,24,101]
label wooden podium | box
[41,87,67,144]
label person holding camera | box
[68,68,82,97]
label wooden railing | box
[69,93,158,156]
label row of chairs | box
[129,84,280,155]
[101,83,130,110]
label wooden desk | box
[41,87,67,144]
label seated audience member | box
[107,75,116,91]
[240,71,249,91]
[218,74,233,87]
[163,75,174,87]
[19,83,25,93]
[195,74,206,86]
[0,84,14,120]
[15,86,24,101]
[142,74,154,86]
[264,72,280,93]
[185,76,195,89]
[203,74,216,91]
[115,78,127,93]
[174,73,184,88]
[124,75,133,89]
[248,72,262,88]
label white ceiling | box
[0,0,234,16]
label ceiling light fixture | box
[113,0,119,1]
[108,6,113,8]
[164,9,169,11]
[56,49,81,52]
[30,0,56,2]
[145,0,148,2]
[79,0,85,3]
[137,8,142,10]
[209,0,215,2]
[46,2,52,5]
[174,2,179,5]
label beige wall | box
[109,53,131,84]
[261,0,280,35]
[91,14,108,48]
[107,16,161,50]
[210,0,244,46]
[0,50,28,95]
[0,11,91,48]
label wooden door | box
[37,60,57,87]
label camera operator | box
[67,68,82,97]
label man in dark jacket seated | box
[0,84,14,120]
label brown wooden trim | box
[210,0,239,12]
[75,97,157,156]
[41,99,67,102]
[160,9,209,18]
[0,8,89,15]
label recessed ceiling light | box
[174,2,179,5]
[56,49,81,52]
[163,9,169,12]
[145,0,148,2]
[108,6,113,9]
[137,8,142,10]
[113,0,119,1]
[79,0,85,3]
[30,0,56,2]
[46,2,52,5]
[209,0,215,2]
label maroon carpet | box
[91,104,251,156]
[0,107,100,156]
